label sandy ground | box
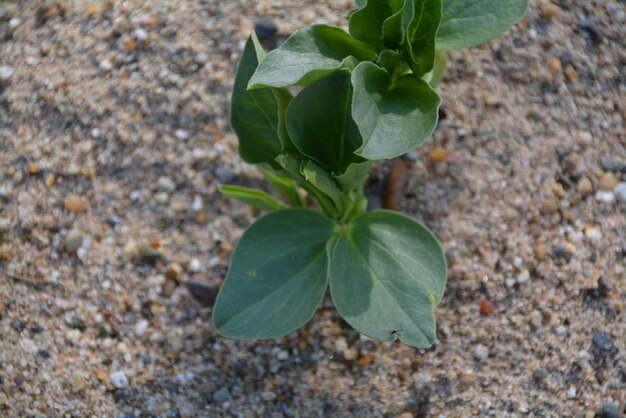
[0,0,624,417]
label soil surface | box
[1,0,624,417]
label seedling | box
[213,0,528,347]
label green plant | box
[213,0,528,348]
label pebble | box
[0,217,9,234]
[64,230,84,253]
[595,190,615,204]
[577,177,593,195]
[398,413,414,418]
[601,403,622,418]
[175,129,190,140]
[131,27,148,41]
[479,300,495,316]
[261,391,277,402]
[584,227,603,242]
[529,310,543,328]
[71,375,88,394]
[566,386,577,399]
[64,194,85,212]
[164,262,183,282]
[276,350,289,361]
[156,176,176,193]
[110,371,129,389]
[0,65,13,81]
[592,332,615,352]
[216,166,235,183]
[99,59,113,72]
[474,344,489,361]
[540,196,559,214]
[154,192,169,204]
[613,182,626,202]
[518,269,530,283]
[135,319,149,337]
[599,172,619,191]
[540,2,561,21]
[212,388,229,403]
[428,147,449,162]
[343,348,359,361]
[254,19,278,40]
[563,153,585,178]
[188,258,202,273]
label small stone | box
[518,269,530,283]
[428,147,449,162]
[592,332,615,352]
[474,344,489,361]
[216,166,235,183]
[529,310,543,328]
[564,65,577,82]
[479,300,495,316]
[110,371,129,389]
[154,192,169,204]
[598,276,613,297]
[135,319,149,337]
[550,182,567,198]
[64,195,85,212]
[584,227,603,242]
[28,162,40,174]
[261,391,277,401]
[398,413,414,418]
[343,348,359,361]
[0,218,9,235]
[577,177,593,195]
[156,176,176,193]
[64,230,84,253]
[548,57,562,71]
[99,59,113,72]
[534,245,547,259]
[540,196,559,214]
[212,388,229,403]
[254,19,278,40]
[0,65,14,81]
[483,95,500,107]
[563,153,585,179]
[356,354,374,366]
[131,27,148,41]
[184,280,218,306]
[175,129,190,140]
[137,244,162,263]
[161,278,178,297]
[599,172,619,191]
[566,386,577,399]
[188,258,202,273]
[601,403,622,418]
[540,2,560,21]
[595,191,615,204]
[45,172,56,189]
[613,182,626,202]
[71,375,88,394]
[194,53,208,65]
[532,369,548,382]
[164,262,183,282]
[38,348,51,358]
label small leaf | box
[427,50,447,88]
[230,33,282,167]
[348,0,394,50]
[258,166,305,207]
[381,0,406,49]
[301,161,344,211]
[271,88,299,156]
[248,25,376,89]
[219,185,287,212]
[213,209,337,339]
[403,0,442,76]
[334,161,372,191]
[329,210,447,348]
[437,0,529,51]
[351,61,440,159]
[286,71,364,174]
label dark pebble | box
[38,349,51,358]
[601,160,626,173]
[254,19,278,40]
[578,19,603,45]
[184,279,218,307]
[552,246,571,260]
[30,323,43,334]
[601,403,623,418]
[215,166,235,184]
[11,320,23,331]
[532,369,548,382]
[592,332,615,352]
[598,276,613,297]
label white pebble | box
[132,28,148,41]
[474,344,489,361]
[188,258,202,272]
[566,386,576,399]
[613,182,626,202]
[99,59,113,72]
[584,227,603,242]
[191,195,204,211]
[175,129,190,140]
[517,269,530,283]
[276,350,289,361]
[0,65,14,81]
[595,190,615,204]
[110,371,129,389]
[135,319,149,337]
[9,17,20,28]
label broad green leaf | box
[258,166,305,207]
[349,0,395,50]
[436,0,529,51]
[334,161,372,191]
[351,61,440,159]
[248,25,376,89]
[230,33,282,167]
[271,88,299,156]
[219,185,287,212]
[329,210,447,348]
[301,161,344,211]
[286,71,364,174]
[381,0,406,49]
[403,0,442,76]
[213,209,338,338]
[375,49,403,74]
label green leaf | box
[286,71,364,174]
[403,0,442,76]
[230,33,282,167]
[258,166,305,207]
[334,161,372,191]
[437,0,529,51]
[219,185,287,212]
[213,209,337,338]
[329,210,447,348]
[381,0,406,49]
[271,88,299,156]
[301,161,344,211]
[351,61,440,159]
[348,0,395,50]
[427,50,447,88]
[248,25,376,89]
